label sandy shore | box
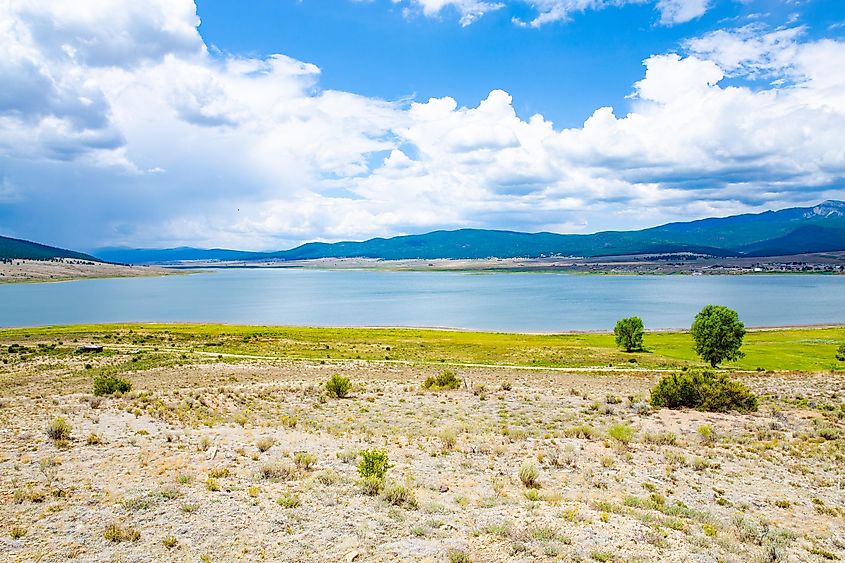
[0,259,177,283]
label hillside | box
[0,235,102,262]
[93,200,845,263]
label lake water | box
[1,269,843,331]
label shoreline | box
[2,320,843,335]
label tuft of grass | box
[162,535,178,549]
[608,423,635,446]
[86,433,102,445]
[293,451,317,471]
[518,462,539,489]
[276,492,301,508]
[9,526,26,539]
[104,524,141,543]
[256,437,275,452]
[260,462,297,482]
[46,417,71,442]
[381,482,417,509]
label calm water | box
[1,269,843,331]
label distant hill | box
[93,247,264,264]
[93,200,845,264]
[0,235,102,262]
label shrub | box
[46,417,71,442]
[358,448,392,481]
[293,451,317,471]
[259,462,296,482]
[614,316,644,352]
[608,423,635,446]
[690,305,746,367]
[381,482,417,508]
[422,370,462,390]
[361,475,384,496]
[276,492,301,508]
[650,369,757,413]
[104,524,140,543]
[836,343,845,362]
[518,462,540,488]
[93,374,132,396]
[325,374,351,398]
[255,437,274,452]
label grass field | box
[1,323,843,373]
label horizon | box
[1,1,845,251]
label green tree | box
[836,343,845,362]
[614,316,644,352]
[690,305,745,367]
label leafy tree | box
[614,316,644,352]
[690,305,745,367]
[836,343,845,362]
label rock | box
[345,551,359,561]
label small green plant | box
[358,448,392,481]
[294,451,317,471]
[276,492,301,508]
[46,417,71,442]
[104,524,140,543]
[447,549,472,563]
[93,374,132,396]
[325,374,352,398]
[256,437,274,452]
[614,316,644,352]
[518,462,539,488]
[422,370,462,390]
[608,423,635,446]
[836,343,845,361]
[650,369,758,412]
[162,535,178,549]
[697,424,714,445]
[439,428,457,451]
[9,526,26,539]
[381,482,417,508]
[86,433,102,445]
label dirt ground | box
[0,354,843,562]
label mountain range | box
[2,200,844,264]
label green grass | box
[0,323,842,373]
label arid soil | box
[0,259,175,283]
[1,353,843,562]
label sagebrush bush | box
[46,417,71,442]
[422,370,462,390]
[93,374,132,396]
[325,374,351,398]
[650,369,758,413]
[358,448,391,481]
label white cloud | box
[655,0,709,25]
[0,1,844,250]
[402,0,708,27]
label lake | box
[1,269,843,331]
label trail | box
[104,343,715,374]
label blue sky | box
[1,0,844,250]
[195,0,844,127]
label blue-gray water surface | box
[1,269,842,331]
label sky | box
[1,0,844,251]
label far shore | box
[0,258,184,284]
[162,251,845,275]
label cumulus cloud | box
[0,1,843,250]
[402,0,708,27]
